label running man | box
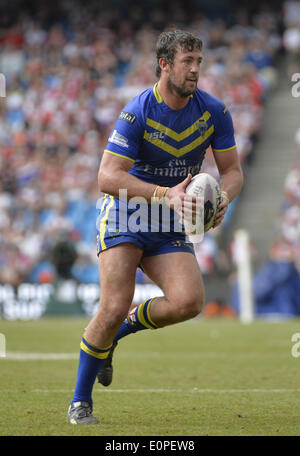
[67,29,243,424]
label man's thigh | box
[84,243,143,346]
[98,242,143,303]
[141,251,204,302]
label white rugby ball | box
[184,172,221,236]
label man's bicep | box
[104,113,143,164]
[213,146,242,175]
[211,103,236,153]
[99,150,133,176]
[97,151,134,195]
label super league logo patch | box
[118,111,136,124]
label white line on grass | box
[4,352,78,360]
[0,388,300,394]
[3,351,291,360]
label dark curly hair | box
[155,29,203,78]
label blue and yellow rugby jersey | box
[96,83,236,254]
[104,82,236,188]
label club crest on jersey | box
[196,120,208,137]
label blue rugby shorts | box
[96,194,195,258]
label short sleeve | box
[104,104,144,163]
[211,102,236,152]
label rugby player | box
[67,29,243,424]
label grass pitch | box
[0,316,300,436]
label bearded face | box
[166,47,202,98]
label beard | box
[167,74,197,98]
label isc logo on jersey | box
[148,131,165,141]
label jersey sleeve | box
[104,101,144,163]
[210,101,236,152]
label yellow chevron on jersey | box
[145,110,211,142]
[143,124,214,158]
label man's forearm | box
[219,168,244,202]
[98,168,161,202]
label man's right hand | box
[165,174,203,221]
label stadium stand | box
[0,0,293,296]
[230,129,300,317]
[227,1,300,317]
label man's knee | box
[97,297,131,331]
[172,291,204,322]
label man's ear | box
[159,57,170,74]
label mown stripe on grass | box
[1,388,300,394]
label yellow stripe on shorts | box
[99,195,115,250]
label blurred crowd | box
[282,0,300,75]
[246,1,300,317]
[280,131,300,260]
[230,134,300,318]
[0,0,289,286]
